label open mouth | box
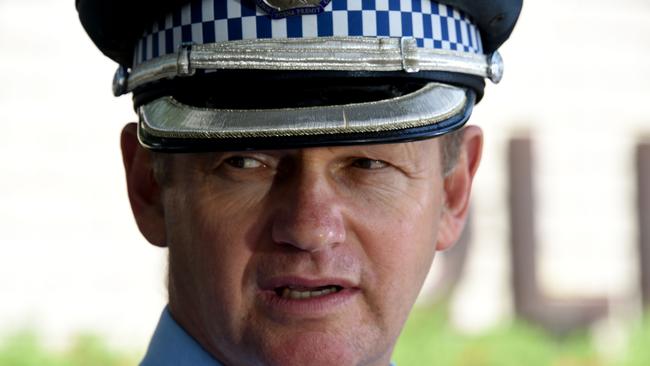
[274,285,344,300]
[260,279,357,316]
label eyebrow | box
[194,141,432,165]
[351,141,432,161]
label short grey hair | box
[440,127,465,176]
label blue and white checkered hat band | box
[134,0,483,66]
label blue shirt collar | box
[140,306,223,366]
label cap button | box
[112,65,129,96]
[487,51,504,84]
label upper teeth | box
[281,286,339,299]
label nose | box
[271,168,346,252]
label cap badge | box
[256,0,331,19]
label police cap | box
[77,0,522,151]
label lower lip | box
[258,288,359,319]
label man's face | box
[122,124,481,366]
[157,140,445,366]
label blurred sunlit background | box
[1,0,649,365]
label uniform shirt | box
[140,307,223,366]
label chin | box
[252,330,385,366]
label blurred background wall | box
[0,0,649,361]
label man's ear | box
[121,123,167,247]
[436,125,483,251]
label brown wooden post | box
[508,137,608,336]
[508,138,539,311]
[637,143,650,309]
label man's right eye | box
[225,156,266,169]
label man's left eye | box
[225,156,266,169]
[351,158,389,170]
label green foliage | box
[392,305,647,366]
[0,330,139,366]
[619,313,650,366]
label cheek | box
[356,176,442,265]
[368,203,440,288]
[352,179,442,324]
[188,187,263,293]
[165,184,265,340]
